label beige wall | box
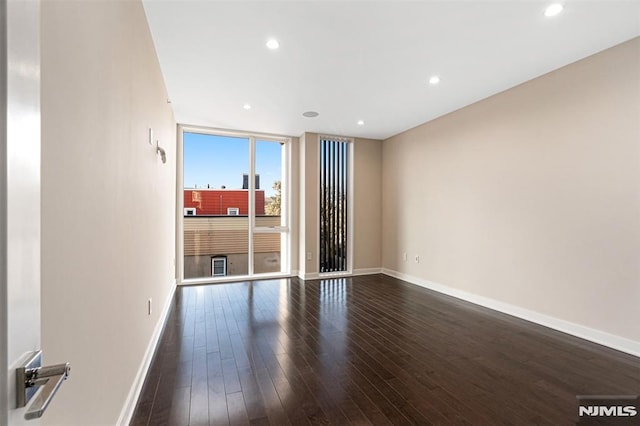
[383,38,640,344]
[298,132,319,276]
[354,138,382,270]
[298,133,382,276]
[41,1,176,425]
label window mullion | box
[248,136,255,276]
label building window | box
[184,207,196,216]
[227,207,239,216]
[211,256,227,276]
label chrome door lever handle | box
[16,351,71,420]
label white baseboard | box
[353,268,382,276]
[299,272,320,280]
[180,273,295,286]
[117,279,177,426]
[298,269,381,280]
[382,268,640,358]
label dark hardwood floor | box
[130,275,640,425]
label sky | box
[183,132,282,197]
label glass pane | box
[183,132,249,279]
[254,140,284,274]
[319,138,348,273]
[253,232,282,274]
[255,140,283,222]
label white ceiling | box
[142,1,640,140]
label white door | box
[1,0,42,425]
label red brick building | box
[184,189,265,216]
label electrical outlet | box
[306,252,312,261]
[148,128,153,145]
[415,255,420,264]
[403,252,407,262]
[147,298,152,315]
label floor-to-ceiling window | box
[178,126,290,282]
[319,136,352,274]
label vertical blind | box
[319,137,348,273]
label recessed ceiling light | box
[357,120,364,126]
[243,103,251,110]
[302,111,319,118]
[266,39,280,50]
[429,75,440,85]
[544,3,563,17]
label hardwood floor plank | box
[190,346,210,425]
[146,371,177,425]
[208,388,229,426]
[226,391,249,426]
[253,367,292,426]
[168,386,191,426]
[237,367,268,422]
[222,357,242,395]
[130,372,160,426]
